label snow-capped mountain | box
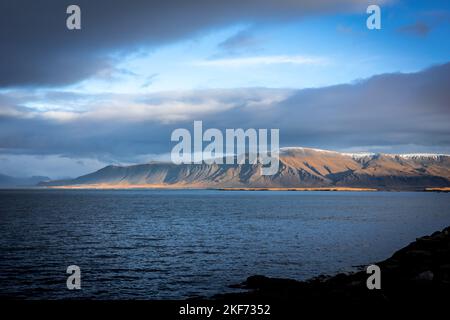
[41,147,450,190]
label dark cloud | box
[397,21,431,37]
[1,62,449,176]
[275,63,450,149]
[141,73,159,88]
[0,0,383,87]
[217,30,261,55]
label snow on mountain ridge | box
[280,147,337,154]
[341,152,377,159]
[280,147,449,160]
[395,154,450,160]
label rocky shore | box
[216,226,450,304]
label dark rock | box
[215,226,450,304]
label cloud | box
[193,55,328,67]
[141,73,159,88]
[1,62,449,177]
[1,88,292,123]
[397,21,431,37]
[217,29,261,55]
[0,154,109,179]
[0,0,387,87]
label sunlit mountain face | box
[36,147,450,191]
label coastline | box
[218,187,378,191]
[38,184,450,192]
[46,184,378,191]
[425,187,450,192]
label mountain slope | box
[40,148,450,190]
[0,174,50,188]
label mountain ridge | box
[39,147,450,190]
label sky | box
[0,0,449,178]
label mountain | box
[0,174,50,188]
[39,147,450,190]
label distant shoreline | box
[23,184,449,192]
[47,185,377,191]
[218,187,377,191]
[425,187,450,192]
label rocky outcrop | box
[216,226,450,304]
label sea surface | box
[0,189,449,299]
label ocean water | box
[0,189,449,299]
